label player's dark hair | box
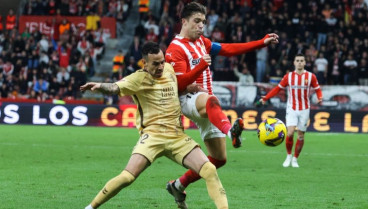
[294,53,305,59]
[141,42,160,59]
[181,2,207,19]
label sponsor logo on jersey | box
[191,58,201,65]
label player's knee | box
[207,96,220,108]
[199,162,217,180]
[116,170,135,187]
[209,156,227,168]
[287,132,294,138]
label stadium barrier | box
[1,102,367,133]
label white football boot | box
[291,157,299,168]
[282,154,292,167]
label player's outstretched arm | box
[216,33,279,57]
[80,82,120,95]
[259,86,282,105]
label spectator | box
[314,53,328,84]
[125,56,139,76]
[233,63,254,85]
[146,28,158,42]
[3,60,14,76]
[57,42,72,69]
[358,59,368,85]
[33,77,49,94]
[0,83,8,98]
[329,52,343,85]
[48,76,60,98]
[86,11,101,31]
[56,67,70,94]
[77,36,91,56]
[111,50,125,81]
[343,55,358,84]
[256,47,268,82]
[5,9,16,31]
[59,18,70,37]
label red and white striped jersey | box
[165,35,214,94]
[279,70,320,110]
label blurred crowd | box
[0,0,132,100]
[132,0,368,86]
[1,0,368,102]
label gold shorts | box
[132,132,199,165]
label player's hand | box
[202,54,211,65]
[80,82,101,92]
[180,84,208,95]
[263,33,279,45]
[187,84,208,93]
[259,96,266,105]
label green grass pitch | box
[1,125,367,209]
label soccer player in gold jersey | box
[81,42,228,209]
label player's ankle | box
[174,179,186,192]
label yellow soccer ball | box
[257,118,287,147]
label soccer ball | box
[257,118,287,147]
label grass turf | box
[0,125,367,209]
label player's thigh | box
[166,134,201,167]
[196,117,226,141]
[125,154,151,177]
[286,108,298,127]
[180,92,208,120]
[297,109,310,132]
[195,93,211,117]
[182,147,209,173]
[131,133,165,166]
[204,137,227,160]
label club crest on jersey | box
[305,79,308,85]
[192,58,201,65]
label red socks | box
[179,156,226,188]
[285,135,294,155]
[206,96,231,134]
[294,139,304,158]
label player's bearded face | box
[145,51,165,78]
[186,13,206,40]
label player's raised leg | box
[197,94,244,147]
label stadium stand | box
[1,0,368,104]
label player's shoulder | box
[164,62,175,73]
[124,69,147,83]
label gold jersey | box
[115,63,184,136]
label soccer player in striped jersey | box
[260,53,323,168]
[165,2,279,208]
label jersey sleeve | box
[263,74,288,101]
[201,36,213,54]
[210,34,269,56]
[311,73,323,99]
[278,74,289,88]
[114,72,144,96]
[165,47,188,75]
